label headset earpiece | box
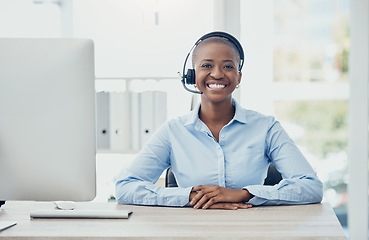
[185,69,195,85]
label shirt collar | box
[232,99,248,124]
[184,102,201,126]
[184,98,248,126]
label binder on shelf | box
[96,90,167,153]
[109,92,130,152]
[139,91,167,149]
[129,92,141,152]
[139,91,155,148]
[96,92,110,149]
[153,91,167,130]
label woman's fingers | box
[195,194,220,209]
[191,191,218,208]
[201,197,218,209]
[208,203,237,210]
[207,203,253,210]
[236,203,253,209]
[190,185,218,206]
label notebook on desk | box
[30,209,132,219]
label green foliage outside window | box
[276,100,348,158]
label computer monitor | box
[0,38,96,203]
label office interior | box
[0,0,367,239]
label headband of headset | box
[181,31,244,94]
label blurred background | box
[0,0,352,236]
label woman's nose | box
[210,66,224,79]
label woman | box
[115,32,323,210]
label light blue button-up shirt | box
[115,99,323,207]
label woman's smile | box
[206,82,228,90]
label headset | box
[180,31,245,94]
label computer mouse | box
[54,201,76,210]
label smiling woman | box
[115,31,323,210]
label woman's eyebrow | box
[200,59,235,63]
[200,59,214,62]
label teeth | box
[208,84,226,89]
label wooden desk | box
[0,201,346,239]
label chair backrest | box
[165,164,282,187]
[263,164,283,186]
[165,167,179,187]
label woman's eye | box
[224,65,234,69]
[201,64,212,68]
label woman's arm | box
[245,119,323,206]
[115,122,192,207]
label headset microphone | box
[180,31,244,94]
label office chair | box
[165,164,282,187]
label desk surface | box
[0,201,346,240]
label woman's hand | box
[189,185,253,209]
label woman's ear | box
[238,72,242,85]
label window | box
[274,0,349,83]
[273,0,350,229]
[241,0,349,232]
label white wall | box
[73,0,215,78]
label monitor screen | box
[0,38,96,202]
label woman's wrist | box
[241,189,254,202]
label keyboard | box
[0,221,17,231]
[30,209,132,219]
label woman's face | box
[193,41,242,104]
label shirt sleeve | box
[115,122,192,207]
[244,118,323,206]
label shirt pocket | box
[226,146,267,187]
